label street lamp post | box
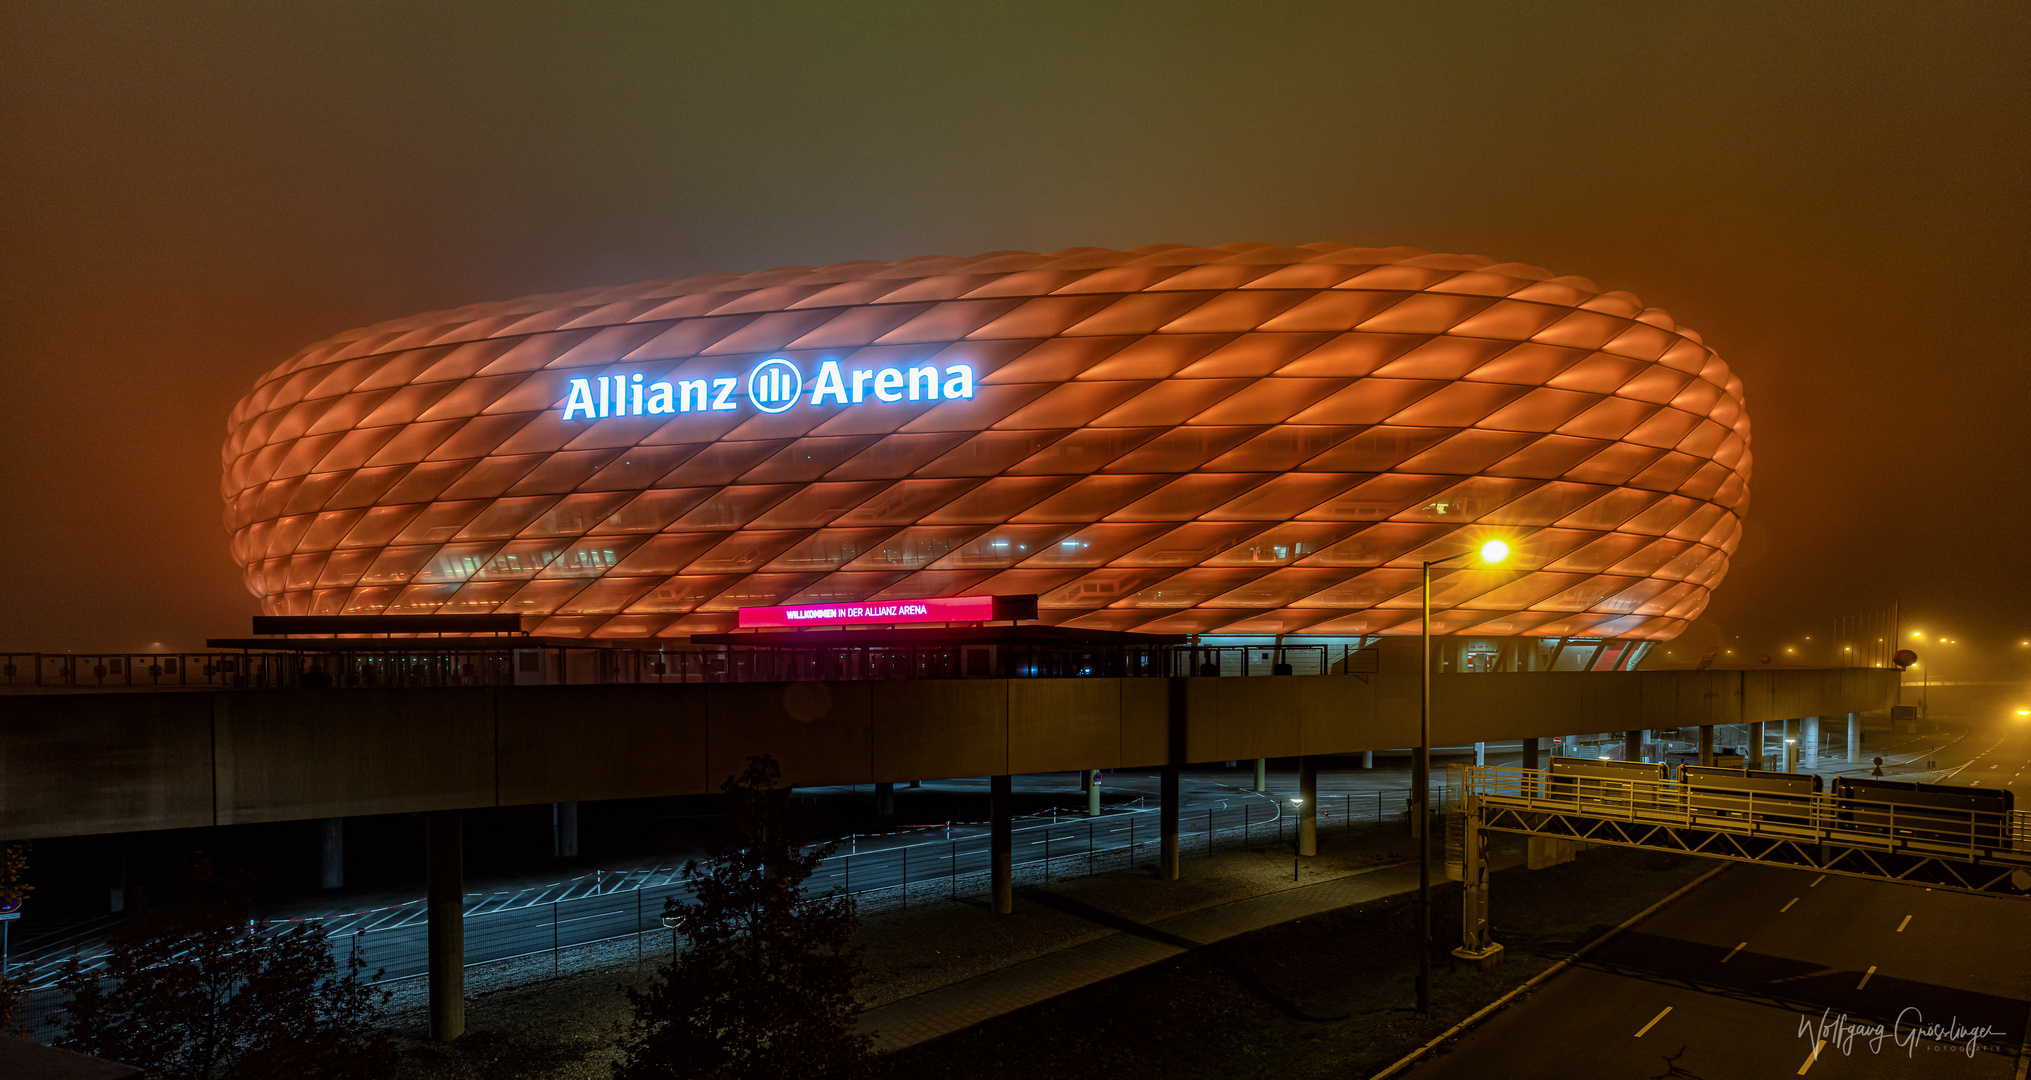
[1415,538,1508,1014]
[1289,796,1305,881]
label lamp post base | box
[1450,942,1505,974]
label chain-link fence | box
[10,787,1419,1040]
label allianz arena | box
[222,243,1750,663]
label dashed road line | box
[1858,965,1877,989]
[1798,1039,1827,1074]
[1722,941,1747,963]
[1897,915,1913,933]
[1634,1005,1673,1037]
[1781,897,1799,912]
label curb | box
[1367,861,1728,1080]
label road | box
[11,766,1407,992]
[1418,681,2031,1078]
[13,696,2012,1010]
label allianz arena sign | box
[559,357,978,420]
[222,243,1751,642]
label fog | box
[2,2,2023,657]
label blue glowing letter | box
[562,378,597,420]
[810,360,848,405]
[943,364,975,400]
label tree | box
[613,755,881,1080]
[0,842,30,1032]
[57,858,394,1080]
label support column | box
[426,810,464,1042]
[1519,737,1538,771]
[552,802,578,858]
[1252,758,1267,793]
[990,774,1012,915]
[1624,730,1642,763]
[1801,717,1820,769]
[1749,721,1765,771]
[1698,725,1715,768]
[1473,741,1487,766]
[876,781,895,818]
[318,818,344,890]
[1452,792,1502,971]
[1783,718,1800,773]
[1847,712,1860,764]
[1361,750,1374,769]
[1085,769,1101,816]
[1160,764,1180,880]
[1297,757,1317,857]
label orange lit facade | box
[222,244,1750,659]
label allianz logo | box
[561,357,976,421]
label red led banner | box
[738,595,998,630]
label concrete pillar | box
[1801,717,1820,769]
[1160,764,1180,880]
[1520,737,1538,771]
[319,818,343,890]
[1624,730,1642,763]
[1252,758,1267,793]
[1847,712,1860,764]
[1361,750,1374,769]
[1086,770,1101,816]
[1297,757,1318,857]
[552,802,578,859]
[1749,721,1765,771]
[876,781,895,817]
[426,810,464,1042]
[1784,718,1800,773]
[990,774,1012,914]
[1473,742,1487,766]
[1698,726,1714,768]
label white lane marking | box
[1798,1038,1827,1074]
[1634,1005,1673,1037]
[1809,875,1826,888]
[1858,965,1877,989]
[1722,941,1747,963]
[559,910,622,924]
[1897,915,1913,933]
[1781,897,1799,912]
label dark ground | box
[887,846,1712,1080]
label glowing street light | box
[1413,537,1510,1013]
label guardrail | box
[1463,764,2031,867]
[0,642,1377,691]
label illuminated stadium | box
[222,243,1750,670]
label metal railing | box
[1464,765,2031,864]
[0,643,1378,691]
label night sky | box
[3,3,2024,664]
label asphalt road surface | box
[1417,681,2031,1079]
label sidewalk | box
[859,846,1522,1052]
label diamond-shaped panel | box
[223,244,1751,640]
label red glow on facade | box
[739,595,997,629]
[221,244,1751,643]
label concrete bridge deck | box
[1,667,1894,841]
